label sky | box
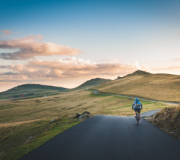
[0,0,180,92]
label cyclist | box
[132,98,143,122]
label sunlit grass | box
[93,73,180,102]
[0,116,80,160]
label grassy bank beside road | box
[0,90,173,160]
[0,116,80,160]
[152,106,180,140]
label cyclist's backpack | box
[136,101,141,107]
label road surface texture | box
[141,109,161,118]
[19,115,180,160]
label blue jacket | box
[132,100,142,109]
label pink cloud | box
[0,58,151,81]
[174,51,180,54]
[99,58,120,62]
[173,58,180,61]
[152,66,180,71]
[0,65,9,68]
[1,30,12,35]
[29,57,97,70]
[0,35,80,60]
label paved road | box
[141,109,161,118]
[19,115,180,160]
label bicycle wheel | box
[136,113,139,125]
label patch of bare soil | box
[145,106,180,140]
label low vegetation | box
[93,70,180,103]
[152,106,180,140]
[0,90,172,160]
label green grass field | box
[0,90,174,160]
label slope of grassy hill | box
[93,70,180,102]
[69,78,111,91]
[0,84,67,99]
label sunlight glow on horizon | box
[0,0,180,91]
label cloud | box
[0,65,9,68]
[175,51,180,54]
[0,35,80,60]
[0,72,28,82]
[99,58,120,62]
[0,72,19,75]
[173,58,180,61]
[29,57,97,70]
[152,66,180,71]
[0,57,151,82]
[1,30,12,35]
[151,66,180,75]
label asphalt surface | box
[19,115,180,160]
[141,109,161,118]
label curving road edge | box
[91,89,179,105]
[19,115,180,160]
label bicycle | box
[136,112,140,125]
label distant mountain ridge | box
[0,78,111,99]
[0,84,67,99]
[127,70,151,76]
[69,78,111,91]
[12,84,67,90]
[116,70,151,80]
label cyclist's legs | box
[138,109,141,120]
[134,108,141,120]
[134,109,137,116]
[139,113,141,120]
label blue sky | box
[0,0,180,91]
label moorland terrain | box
[93,70,180,103]
[0,90,172,160]
[0,78,110,100]
[0,70,179,160]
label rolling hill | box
[0,84,67,99]
[0,78,111,99]
[69,78,111,91]
[93,70,180,103]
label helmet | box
[135,98,139,101]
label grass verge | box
[0,116,81,160]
